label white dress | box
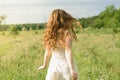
[46,47,78,80]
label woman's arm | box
[65,33,78,80]
[38,47,51,70]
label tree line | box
[0,23,46,31]
[0,5,120,31]
[79,5,120,28]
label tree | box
[0,15,7,31]
[106,4,115,14]
[91,19,104,28]
[0,15,7,24]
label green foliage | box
[91,19,104,28]
[16,23,46,31]
[79,5,120,28]
[106,4,115,13]
[0,23,46,31]
[0,25,9,31]
[79,16,98,28]
[9,25,19,35]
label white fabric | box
[46,48,78,80]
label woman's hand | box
[71,70,78,80]
[37,65,45,70]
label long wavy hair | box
[43,9,82,49]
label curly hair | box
[43,9,82,49]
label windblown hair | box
[43,9,81,49]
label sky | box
[0,0,120,24]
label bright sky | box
[0,0,119,24]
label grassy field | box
[0,29,120,80]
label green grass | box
[0,29,120,80]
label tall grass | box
[0,28,120,80]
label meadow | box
[0,28,120,80]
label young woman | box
[38,9,82,80]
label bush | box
[9,25,19,35]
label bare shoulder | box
[64,30,73,48]
[64,30,73,40]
